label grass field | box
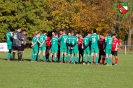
[0,49,133,88]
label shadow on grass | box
[0,58,31,62]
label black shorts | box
[13,46,21,51]
[79,48,83,54]
[112,51,118,56]
[20,44,25,51]
[99,50,105,56]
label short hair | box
[87,31,91,34]
[62,29,66,33]
[93,29,97,33]
[60,29,63,32]
[42,30,47,33]
[22,30,26,32]
[10,28,15,32]
[108,32,112,36]
[55,32,58,35]
[112,34,116,36]
[100,33,103,36]
[16,26,21,29]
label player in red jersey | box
[78,33,83,63]
[46,32,51,61]
[112,34,122,65]
[99,33,106,64]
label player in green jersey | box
[83,32,91,65]
[71,32,79,64]
[105,32,113,66]
[37,30,47,62]
[66,32,72,63]
[90,29,99,65]
[6,28,14,61]
[31,32,40,62]
[49,32,59,62]
[59,30,68,63]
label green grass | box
[0,49,133,88]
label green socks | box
[106,57,109,64]
[60,55,63,62]
[96,56,98,64]
[49,56,52,61]
[54,57,57,62]
[76,56,79,63]
[42,55,46,62]
[109,58,112,65]
[7,53,11,60]
[37,55,40,60]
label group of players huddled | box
[6,27,121,66]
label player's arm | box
[97,35,100,48]
[24,37,27,45]
[104,37,107,49]
[118,40,122,50]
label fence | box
[120,45,133,54]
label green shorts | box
[84,48,90,55]
[105,48,112,54]
[72,48,79,54]
[91,47,98,53]
[32,48,38,54]
[51,48,58,54]
[60,47,67,53]
[39,46,46,51]
[67,47,73,54]
[7,45,12,50]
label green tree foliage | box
[0,0,51,41]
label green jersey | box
[83,36,90,48]
[59,34,68,48]
[90,33,99,48]
[39,34,47,47]
[71,36,78,48]
[105,36,113,49]
[6,32,13,45]
[32,36,39,48]
[51,36,58,49]
[67,36,73,47]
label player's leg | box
[108,49,112,65]
[71,49,75,64]
[12,46,17,60]
[75,48,79,64]
[34,48,38,61]
[41,46,46,62]
[49,52,53,62]
[67,48,71,63]
[53,52,58,62]
[105,49,109,65]
[106,54,109,65]
[21,44,25,61]
[37,47,42,61]
[60,47,64,63]
[75,53,79,64]
[95,48,99,64]
[7,45,12,61]
[90,48,94,64]
[115,51,118,65]
[64,48,68,63]
[19,46,24,62]
[42,50,46,62]
[87,49,91,64]
[111,51,115,65]
[98,50,102,64]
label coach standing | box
[12,27,22,62]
